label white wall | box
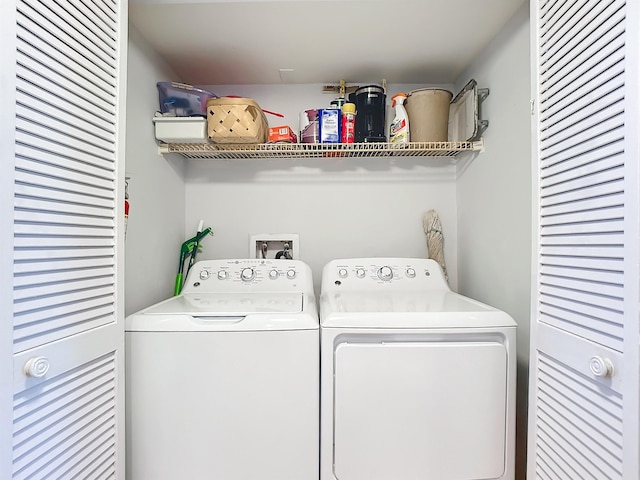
[455,4,531,480]
[124,9,532,477]
[184,83,460,292]
[124,26,188,315]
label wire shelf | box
[161,140,483,159]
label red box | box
[268,125,297,143]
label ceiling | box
[129,0,526,86]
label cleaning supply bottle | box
[389,93,410,143]
[341,102,356,143]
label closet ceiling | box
[129,0,527,85]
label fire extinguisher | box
[124,177,130,237]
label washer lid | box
[323,290,493,313]
[144,292,304,316]
[320,291,516,328]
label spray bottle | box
[341,102,356,143]
[389,93,410,143]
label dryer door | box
[333,340,508,480]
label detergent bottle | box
[389,93,410,143]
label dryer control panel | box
[183,259,313,294]
[322,258,450,292]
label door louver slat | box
[14,196,115,219]
[15,148,115,189]
[14,275,116,302]
[14,183,114,210]
[14,308,115,354]
[12,266,115,285]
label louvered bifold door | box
[11,0,126,479]
[528,0,640,479]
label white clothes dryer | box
[126,259,319,480]
[320,258,516,480]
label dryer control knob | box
[200,270,210,280]
[240,268,255,282]
[286,269,297,279]
[338,268,348,278]
[406,268,416,278]
[217,270,228,280]
[269,269,279,279]
[377,266,393,281]
[356,268,366,278]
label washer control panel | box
[183,259,310,293]
[322,258,448,291]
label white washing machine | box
[320,258,516,480]
[125,259,319,480]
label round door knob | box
[356,268,366,278]
[589,355,614,378]
[24,356,50,378]
[377,266,393,281]
[240,268,255,281]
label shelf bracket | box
[474,88,490,141]
[477,88,490,104]
[477,120,489,139]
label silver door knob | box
[24,356,50,378]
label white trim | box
[622,0,640,476]
[527,1,542,478]
[0,1,17,476]
[114,0,128,476]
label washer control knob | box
[406,268,416,278]
[217,270,228,280]
[338,268,348,278]
[286,269,297,279]
[200,270,210,280]
[269,269,279,280]
[589,355,614,378]
[240,268,255,282]
[356,268,366,278]
[24,356,50,378]
[377,266,393,281]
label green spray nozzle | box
[174,226,213,296]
